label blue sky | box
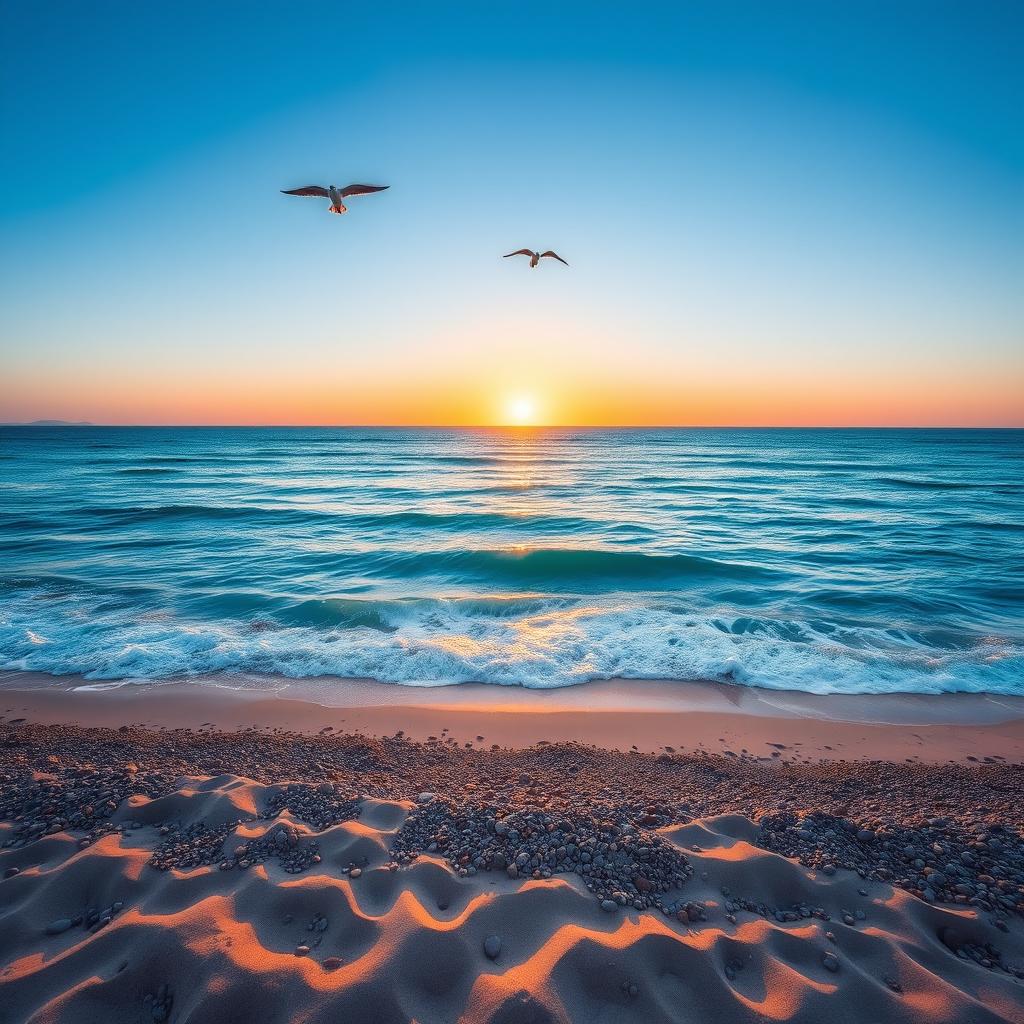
[1,2,1022,425]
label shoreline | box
[4,671,1024,764]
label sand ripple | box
[2,776,1022,1023]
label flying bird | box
[281,183,389,215]
[503,249,569,268]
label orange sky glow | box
[4,357,1021,427]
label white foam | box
[1,597,1020,696]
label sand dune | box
[3,771,1021,1024]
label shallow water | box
[1,426,1021,693]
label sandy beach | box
[4,672,1024,764]
[1,674,1022,1023]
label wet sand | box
[3,671,1024,764]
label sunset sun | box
[505,394,538,425]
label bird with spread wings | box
[503,249,569,268]
[281,183,389,215]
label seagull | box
[280,183,389,215]
[503,249,569,268]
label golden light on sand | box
[505,394,538,425]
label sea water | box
[1,426,1021,694]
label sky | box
[1,1,1022,427]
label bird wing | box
[340,184,390,197]
[503,249,534,258]
[540,251,569,265]
[281,186,330,198]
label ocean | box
[1,426,1021,695]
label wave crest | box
[1,592,1020,696]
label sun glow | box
[505,394,538,426]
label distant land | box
[1,420,94,426]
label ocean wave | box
[74,503,314,526]
[324,510,618,534]
[1,594,1020,695]
[346,547,782,585]
[876,476,979,490]
[44,505,660,541]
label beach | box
[2,674,1023,1023]
[3,672,1024,764]
[2,428,1022,1020]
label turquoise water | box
[1,426,1022,694]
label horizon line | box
[4,422,1023,431]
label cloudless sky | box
[1,1,1022,425]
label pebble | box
[601,900,618,912]
[147,783,358,874]
[822,951,840,973]
[676,901,707,924]
[758,810,1022,918]
[349,867,362,878]
[4,719,1023,959]
[392,798,692,911]
[484,934,502,959]
[45,918,73,935]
